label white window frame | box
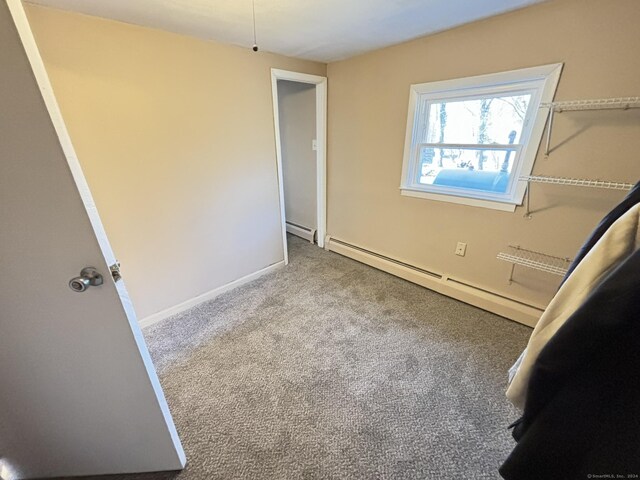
[400,64,563,211]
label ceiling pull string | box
[252,0,258,52]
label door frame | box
[271,68,327,264]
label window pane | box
[425,94,531,145]
[418,146,516,193]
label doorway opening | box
[271,69,327,264]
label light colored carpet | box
[59,235,531,480]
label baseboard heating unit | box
[286,222,316,243]
[325,236,543,328]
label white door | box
[0,2,185,478]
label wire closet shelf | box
[498,97,637,283]
[518,175,634,218]
[497,245,572,283]
[541,96,640,156]
[519,175,634,190]
[540,96,640,112]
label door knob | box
[69,267,104,293]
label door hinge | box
[110,262,122,282]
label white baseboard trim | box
[286,222,316,243]
[139,261,285,329]
[326,237,543,328]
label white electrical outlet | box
[312,139,318,151]
[455,242,467,257]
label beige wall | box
[24,0,640,317]
[25,5,326,319]
[278,80,317,230]
[326,0,640,309]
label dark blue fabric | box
[560,181,640,286]
[500,250,640,479]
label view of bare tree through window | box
[418,94,531,192]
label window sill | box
[400,188,518,212]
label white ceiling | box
[26,0,546,62]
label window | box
[400,64,562,211]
